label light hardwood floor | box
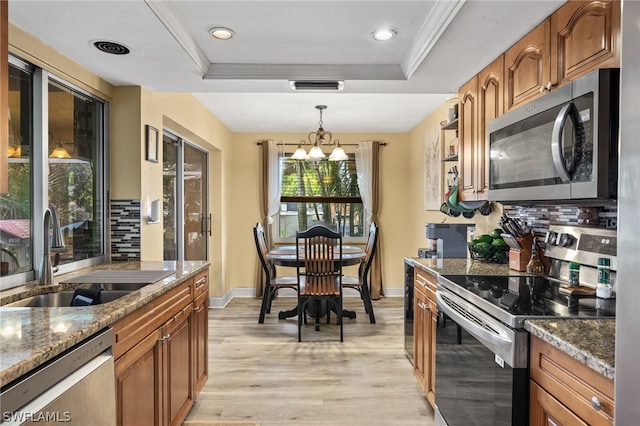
[183,296,435,425]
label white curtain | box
[355,141,373,222]
[266,140,283,223]
[264,140,283,249]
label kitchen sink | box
[3,288,135,308]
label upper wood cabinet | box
[458,75,478,200]
[505,0,620,112]
[504,19,551,112]
[459,56,503,201]
[551,0,620,85]
[1,0,8,194]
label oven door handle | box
[436,291,514,355]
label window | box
[48,80,105,266]
[0,56,108,289]
[1,62,33,277]
[277,155,364,240]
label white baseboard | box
[209,285,403,308]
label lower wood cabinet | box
[529,335,614,426]
[413,268,438,408]
[192,271,209,394]
[112,271,209,426]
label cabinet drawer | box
[111,280,193,359]
[193,271,208,299]
[530,336,614,425]
[415,269,437,302]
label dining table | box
[267,244,365,320]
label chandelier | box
[291,105,348,161]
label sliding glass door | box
[163,132,209,261]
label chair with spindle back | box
[254,223,297,323]
[296,225,344,342]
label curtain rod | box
[256,141,387,146]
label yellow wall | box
[229,132,412,292]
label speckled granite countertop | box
[525,319,615,380]
[0,261,209,387]
[407,256,616,380]
[410,257,530,277]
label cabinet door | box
[551,0,620,86]
[193,291,209,395]
[530,381,588,426]
[413,286,427,389]
[476,55,504,200]
[458,76,478,201]
[115,329,163,426]
[505,19,551,111]
[163,306,194,426]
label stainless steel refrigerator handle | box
[436,291,513,350]
[551,102,579,182]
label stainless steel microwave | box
[488,68,619,203]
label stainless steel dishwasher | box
[1,329,115,426]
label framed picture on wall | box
[146,125,159,163]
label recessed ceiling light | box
[210,27,234,40]
[372,29,397,41]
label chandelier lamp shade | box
[291,105,349,162]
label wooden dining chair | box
[342,222,378,323]
[254,223,297,323]
[296,225,344,342]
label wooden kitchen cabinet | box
[505,0,620,112]
[504,19,551,112]
[458,75,479,201]
[413,268,438,408]
[192,271,209,395]
[458,55,503,201]
[551,0,620,87]
[112,271,210,426]
[529,335,614,426]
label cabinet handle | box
[195,276,207,286]
[591,396,603,411]
[539,81,555,93]
[159,334,171,342]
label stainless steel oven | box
[435,280,530,426]
[434,225,617,426]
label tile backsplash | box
[110,199,141,261]
[503,203,617,243]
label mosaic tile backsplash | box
[110,199,141,261]
[503,203,617,244]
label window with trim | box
[276,154,365,241]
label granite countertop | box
[0,260,209,387]
[525,318,615,380]
[410,257,530,277]
[408,256,616,380]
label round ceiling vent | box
[93,41,130,55]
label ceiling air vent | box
[289,80,345,91]
[93,40,130,55]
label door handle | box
[551,102,580,183]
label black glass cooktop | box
[439,274,616,321]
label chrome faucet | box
[39,207,66,285]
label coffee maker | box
[419,223,471,259]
